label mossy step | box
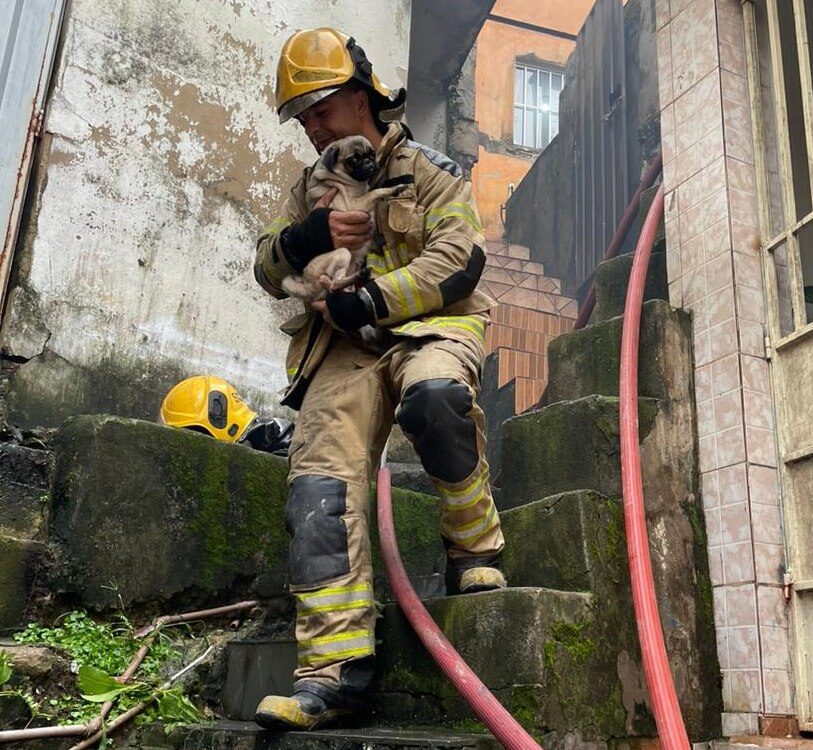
[218,589,593,729]
[50,415,447,610]
[123,720,500,749]
[499,395,657,510]
[500,490,620,592]
[545,300,692,405]
[592,248,668,324]
[372,586,639,740]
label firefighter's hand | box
[315,187,373,252]
[311,291,374,332]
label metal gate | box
[744,0,813,727]
[0,0,66,321]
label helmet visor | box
[278,86,341,124]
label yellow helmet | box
[159,376,257,443]
[275,27,406,124]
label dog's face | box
[320,136,377,183]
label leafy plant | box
[12,610,201,731]
[14,611,178,676]
[0,651,12,685]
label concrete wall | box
[470,0,592,240]
[0,0,410,428]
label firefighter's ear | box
[322,144,339,171]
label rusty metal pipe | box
[133,599,259,638]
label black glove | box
[326,291,374,332]
[280,208,334,272]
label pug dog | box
[282,135,402,303]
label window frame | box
[512,62,564,151]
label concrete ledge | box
[593,249,668,323]
[49,415,446,609]
[545,300,692,405]
[500,490,619,591]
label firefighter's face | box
[298,89,366,154]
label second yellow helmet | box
[159,375,257,444]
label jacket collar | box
[375,123,408,175]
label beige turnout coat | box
[254,123,494,409]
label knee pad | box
[285,476,350,586]
[396,378,478,484]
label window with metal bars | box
[513,63,563,150]
[744,0,813,336]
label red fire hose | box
[377,168,689,750]
[376,466,543,750]
[619,183,690,750]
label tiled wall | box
[655,0,791,734]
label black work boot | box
[255,689,354,731]
[446,553,508,595]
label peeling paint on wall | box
[1,0,411,427]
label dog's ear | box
[322,145,339,171]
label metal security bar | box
[513,64,563,150]
[744,0,813,342]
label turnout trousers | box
[285,332,505,698]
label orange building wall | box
[472,0,594,240]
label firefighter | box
[253,27,506,730]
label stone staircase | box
[1,195,723,749]
[113,228,718,747]
[479,241,577,414]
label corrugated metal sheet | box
[504,0,656,295]
[0,0,66,318]
[572,0,629,288]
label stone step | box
[123,721,500,749]
[49,415,448,609]
[499,394,658,509]
[219,587,648,741]
[500,490,619,592]
[545,299,692,405]
[372,588,599,736]
[0,535,46,628]
[218,476,719,743]
[0,442,52,539]
[592,248,668,324]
